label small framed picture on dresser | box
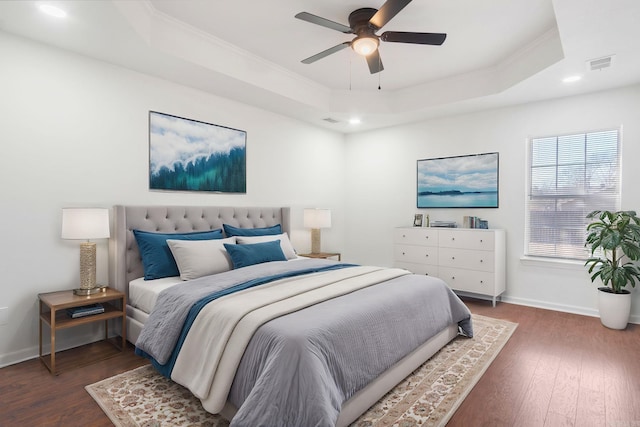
[413,213,423,227]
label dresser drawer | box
[438,229,495,251]
[394,261,439,277]
[394,244,438,265]
[394,228,438,246]
[438,267,495,295]
[438,248,494,272]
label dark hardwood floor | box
[0,341,148,426]
[450,298,640,427]
[1,298,639,426]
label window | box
[525,129,620,260]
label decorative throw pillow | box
[224,240,287,269]
[235,232,297,260]
[133,229,224,280]
[167,237,236,280]
[222,223,282,237]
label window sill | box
[519,256,585,271]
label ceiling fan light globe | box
[352,36,379,56]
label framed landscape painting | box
[149,111,246,193]
[417,152,499,208]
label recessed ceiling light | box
[349,118,361,125]
[38,4,67,18]
[562,75,582,83]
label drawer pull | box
[480,280,484,284]
[480,239,483,243]
[451,276,455,280]
[480,259,483,263]
[451,237,455,241]
[402,252,406,255]
[451,256,455,260]
[425,254,429,257]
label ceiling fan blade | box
[369,0,412,29]
[381,31,447,45]
[301,42,351,64]
[366,50,384,74]
[295,12,353,34]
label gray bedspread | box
[137,260,472,427]
[228,271,472,426]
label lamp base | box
[73,286,106,296]
[311,228,322,254]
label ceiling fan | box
[295,0,447,74]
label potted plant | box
[585,210,640,329]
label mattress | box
[129,276,182,314]
[129,256,308,315]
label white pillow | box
[235,233,297,259]
[167,237,236,280]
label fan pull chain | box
[378,54,382,90]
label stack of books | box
[430,220,457,228]
[66,303,104,318]
[463,216,489,229]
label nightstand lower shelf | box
[39,338,124,373]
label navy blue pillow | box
[224,240,287,269]
[133,229,223,280]
[223,223,282,237]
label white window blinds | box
[525,129,621,260]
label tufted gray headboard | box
[108,205,291,299]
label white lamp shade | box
[61,208,110,240]
[304,208,331,229]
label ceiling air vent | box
[587,55,614,72]
[322,117,340,124]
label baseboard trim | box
[456,292,640,325]
[0,347,38,369]
[0,331,108,369]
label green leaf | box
[585,210,640,291]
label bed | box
[109,205,472,426]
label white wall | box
[0,33,346,366]
[344,85,640,322]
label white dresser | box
[394,227,506,306]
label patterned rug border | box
[86,313,517,427]
[433,314,517,426]
[86,368,140,427]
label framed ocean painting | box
[417,152,499,208]
[148,111,246,193]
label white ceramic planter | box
[597,287,631,329]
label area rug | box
[86,314,517,427]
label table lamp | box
[61,208,110,295]
[303,208,331,254]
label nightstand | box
[38,287,126,375]
[299,252,341,261]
